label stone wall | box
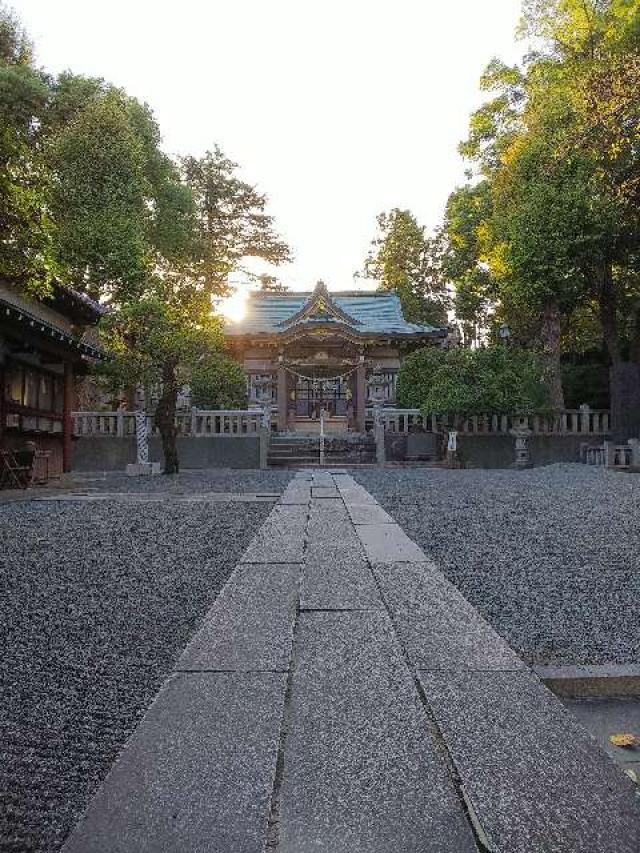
[72,435,262,472]
[457,434,604,469]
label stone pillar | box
[510,417,532,469]
[277,355,287,432]
[62,361,74,473]
[373,403,385,466]
[356,354,366,433]
[603,440,616,468]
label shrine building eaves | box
[225,287,446,340]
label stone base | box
[126,462,161,477]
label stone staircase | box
[267,433,376,467]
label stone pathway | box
[62,471,640,853]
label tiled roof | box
[226,288,445,338]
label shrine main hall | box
[226,281,447,432]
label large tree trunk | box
[540,301,565,410]
[629,299,640,364]
[155,364,179,475]
[595,262,640,438]
[597,261,622,366]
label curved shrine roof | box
[226,284,445,340]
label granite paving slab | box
[356,522,426,563]
[241,504,308,563]
[311,473,334,489]
[333,476,378,505]
[373,562,525,671]
[346,502,394,525]
[418,669,640,853]
[62,672,287,853]
[177,563,300,671]
[310,486,339,499]
[276,611,477,853]
[301,543,381,610]
[279,483,311,505]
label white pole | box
[319,407,325,467]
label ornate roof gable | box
[277,280,359,328]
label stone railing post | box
[259,425,270,469]
[373,403,385,466]
[628,438,640,472]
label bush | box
[396,347,446,408]
[397,345,549,416]
[190,353,247,409]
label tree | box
[258,273,288,293]
[396,347,446,408]
[99,294,225,474]
[46,80,196,302]
[190,353,247,409]
[440,182,494,346]
[452,0,640,414]
[363,208,449,326]
[180,147,290,297]
[0,3,54,295]
[397,345,548,421]
[97,146,290,472]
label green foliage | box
[258,273,288,293]
[442,0,640,416]
[396,347,446,408]
[48,90,152,298]
[441,182,494,342]
[98,294,225,392]
[397,346,548,415]
[0,4,55,295]
[190,353,247,409]
[363,208,449,327]
[180,147,291,295]
[562,359,610,408]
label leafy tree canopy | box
[398,346,549,417]
[190,353,247,410]
[363,208,449,327]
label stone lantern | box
[510,415,532,469]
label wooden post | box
[62,361,74,472]
[277,355,287,432]
[356,354,366,433]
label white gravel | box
[354,464,640,668]
[0,490,277,852]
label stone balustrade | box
[73,408,265,438]
[367,408,610,436]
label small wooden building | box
[0,281,106,477]
[226,281,446,432]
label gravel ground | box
[70,468,294,494]
[0,494,276,852]
[354,464,640,668]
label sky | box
[14,0,524,300]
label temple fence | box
[73,409,264,438]
[368,408,610,436]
